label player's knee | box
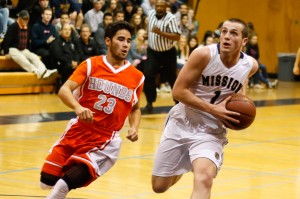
[194,171,214,189]
[152,183,169,193]
[62,164,92,190]
[151,176,170,193]
[40,171,60,189]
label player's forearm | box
[58,86,81,110]
[128,106,141,130]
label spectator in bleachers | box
[143,15,149,32]
[84,0,104,34]
[187,8,198,36]
[50,23,81,84]
[175,34,189,70]
[124,0,135,22]
[245,33,278,89]
[0,0,15,39]
[198,34,214,48]
[94,12,113,55]
[114,9,125,22]
[174,3,188,25]
[135,5,145,19]
[127,28,147,71]
[104,0,122,16]
[31,7,58,70]
[199,30,214,46]
[1,10,57,79]
[55,12,80,41]
[187,35,199,55]
[130,13,144,38]
[52,0,83,32]
[29,0,53,27]
[77,24,100,61]
[178,14,190,39]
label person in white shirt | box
[84,0,105,34]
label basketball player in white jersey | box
[151,18,259,199]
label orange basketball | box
[225,94,256,130]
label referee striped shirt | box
[148,10,181,52]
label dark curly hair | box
[104,21,135,40]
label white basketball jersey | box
[190,44,253,105]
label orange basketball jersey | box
[69,55,145,133]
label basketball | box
[225,94,256,130]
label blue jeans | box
[250,63,270,85]
[0,7,14,34]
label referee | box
[142,0,181,114]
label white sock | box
[40,182,53,190]
[46,179,69,199]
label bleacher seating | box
[0,56,59,95]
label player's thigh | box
[152,137,191,177]
[189,138,224,175]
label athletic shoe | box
[42,69,58,79]
[36,69,46,79]
[253,84,264,89]
[271,79,279,88]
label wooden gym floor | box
[0,81,300,199]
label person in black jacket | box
[1,10,57,79]
[77,24,100,62]
[50,23,80,85]
[31,7,58,69]
[29,0,53,27]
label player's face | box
[107,29,132,60]
[219,21,247,54]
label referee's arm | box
[152,26,180,41]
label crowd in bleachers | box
[0,0,199,88]
[0,0,279,92]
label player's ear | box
[105,37,111,47]
[242,37,248,47]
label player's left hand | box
[126,128,138,142]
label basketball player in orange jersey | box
[39,21,145,199]
[151,18,258,199]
